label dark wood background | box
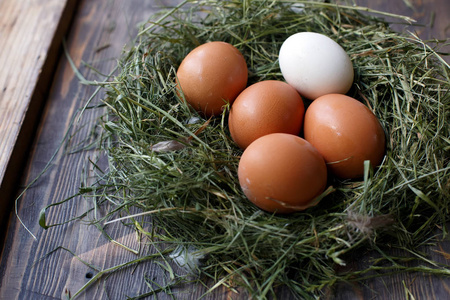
[0,0,449,299]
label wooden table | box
[0,0,448,299]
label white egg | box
[279,32,354,100]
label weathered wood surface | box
[358,0,449,41]
[0,0,78,225]
[0,0,448,299]
[356,0,450,64]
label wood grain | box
[0,0,448,299]
[0,0,218,299]
[354,0,450,63]
[0,0,78,235]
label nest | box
[44,1,450,298]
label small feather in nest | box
[150,139,188,152]
[169,245,208,277]
[346,210,395,236]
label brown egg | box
[238,133,328,214]
[176,41,248,117]
[228,80,305,149]
[303,94,386,179]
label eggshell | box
[228,80,305,149]
[238,133,328,214]
[303,94,386,179]
[279,32,354,100]
[176,41,248,117]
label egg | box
[176,41,248,117]
[228,80,305,149]
[278,32,354,100]
[303,94,386,179]
[238,133,328,214]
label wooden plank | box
[0,0,78,232]
[354,0,450,63]
[0,0,204,299]
[0,0,448,299]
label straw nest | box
[53,1,450,298]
